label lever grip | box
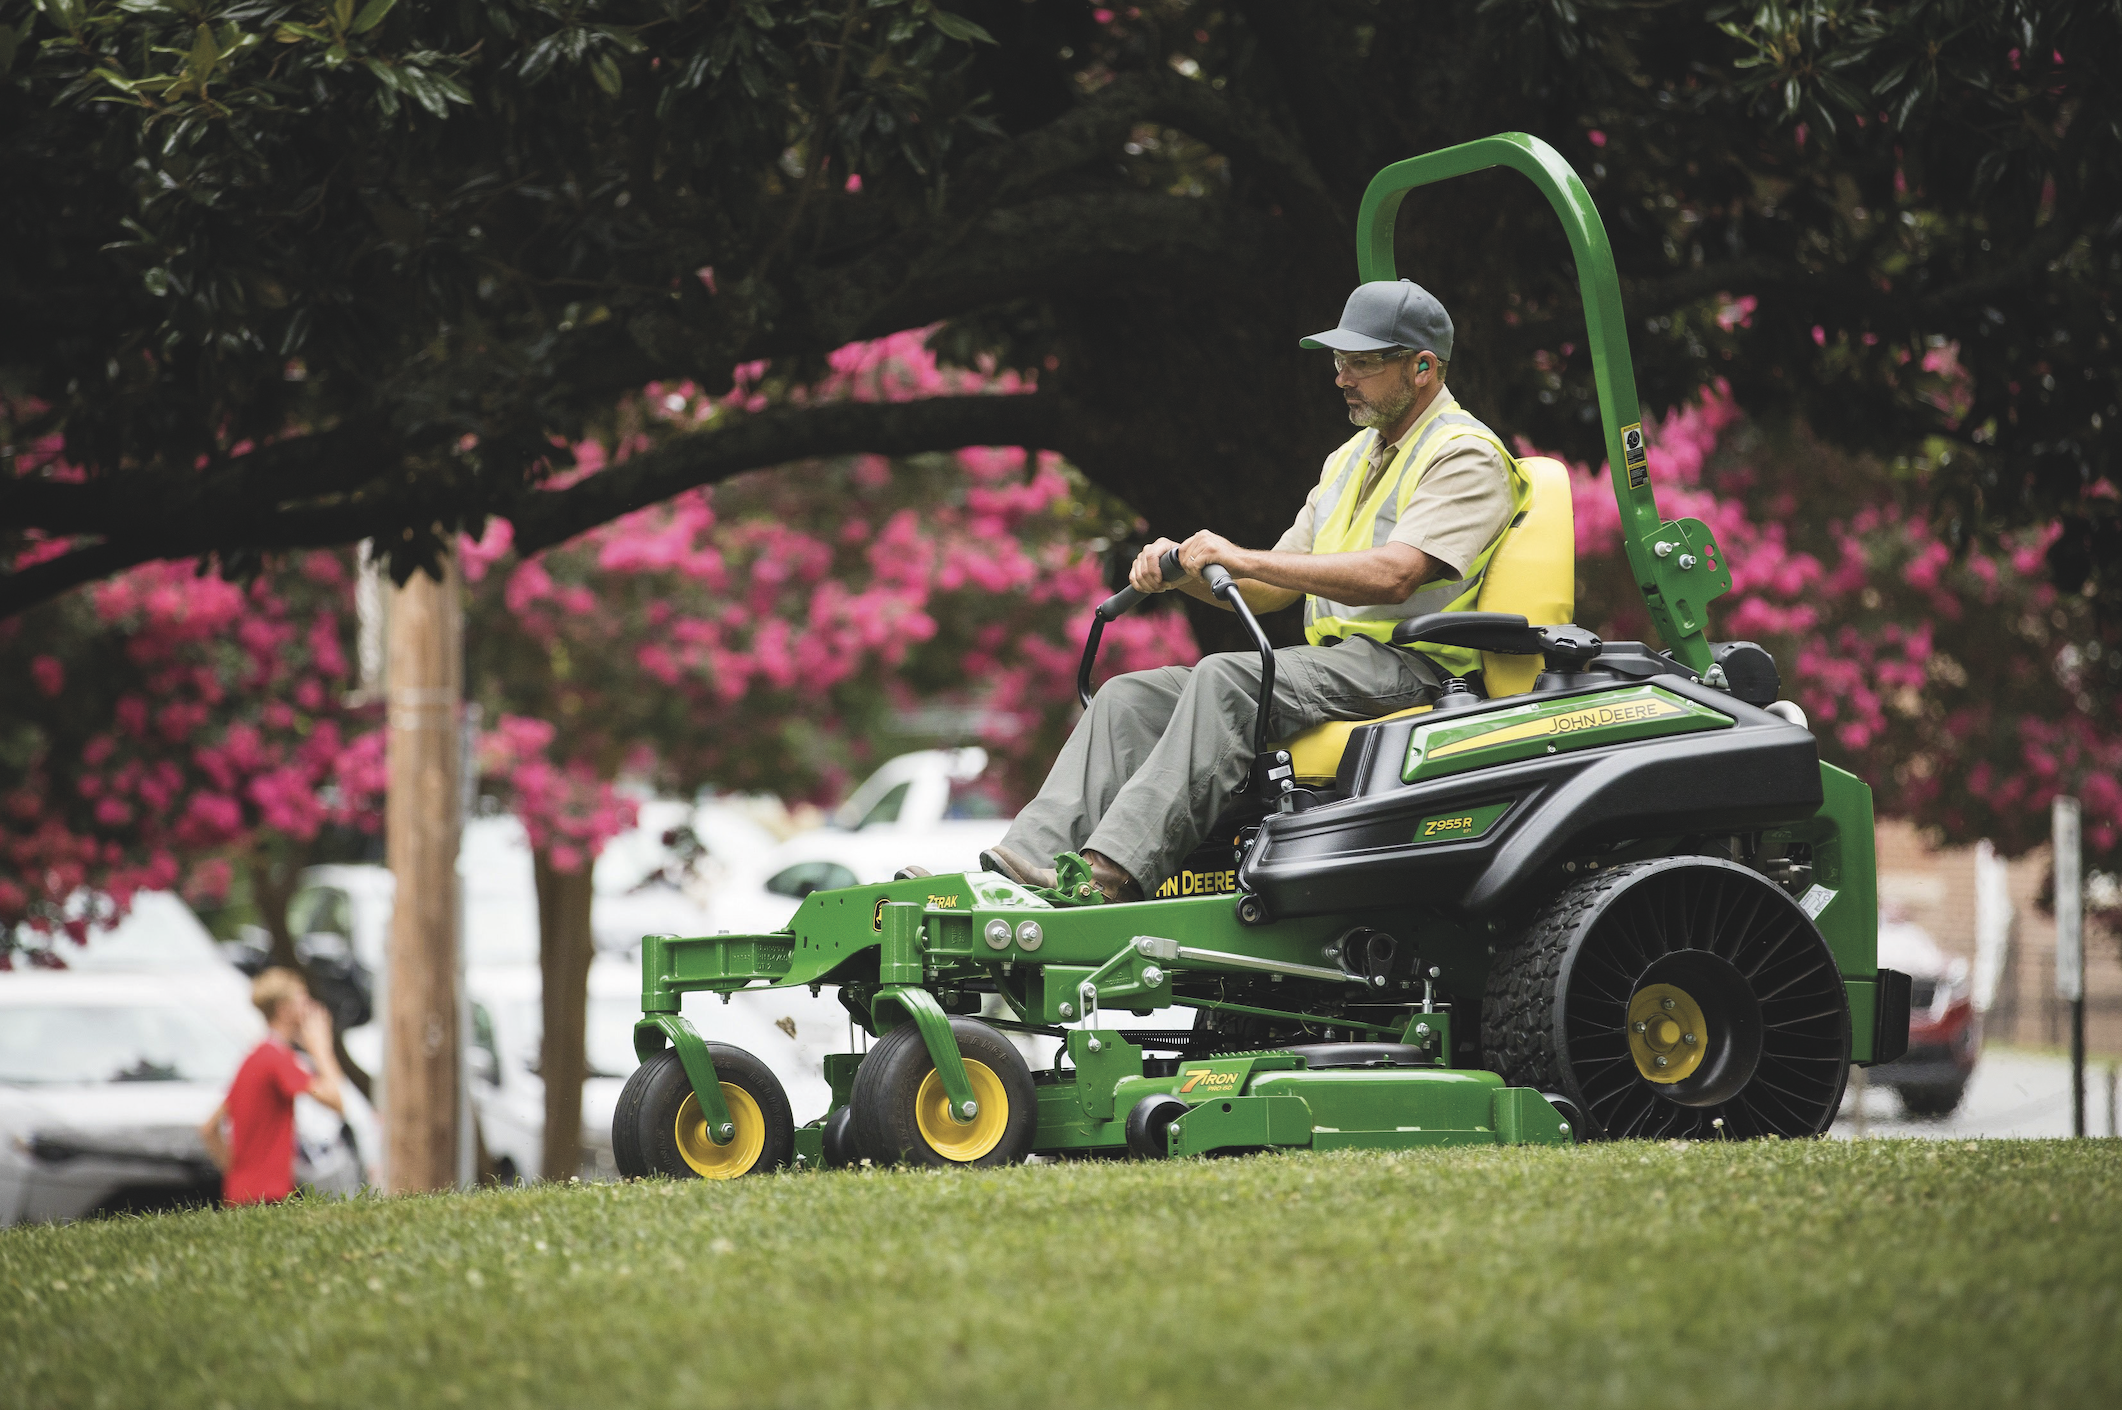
[1202,564,1235,595]
[1094,546,1186,621]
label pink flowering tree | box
[0,546,391,1095]
[1556,381,2122,885]
[458,330,1192,1176]
[0,549,381,960]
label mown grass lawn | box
[3,1139,2118,1410]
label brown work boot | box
[980,844,1058,890]
[1082,850,1143,903]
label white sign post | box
[2053,796,2085,1138]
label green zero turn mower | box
[614,133,1914,1177]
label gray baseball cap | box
[1300,279,1455,359]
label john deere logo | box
[1177,1068,1242,1095]
[1426,697,1689,761]
[871,898,888,930]
[1152,868,1237,899]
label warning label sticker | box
[1621,422,1649,488]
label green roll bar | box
[1356,132,1730,674]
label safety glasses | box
[1331,349,1417,379]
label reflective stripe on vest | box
[1302,402,1531,679]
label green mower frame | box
[615,133,1913,1177]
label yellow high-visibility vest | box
[1303,396,1531,680]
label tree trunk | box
[251,854,302,970]
[384,551,464,1193]
[534,848,596,1183]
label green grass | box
[4,1140,2119,1410]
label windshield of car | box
[855,781,911,829]
[765,861,859,898]
[0,1005,248,1085]
[945,778,1004,819]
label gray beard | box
[1347,382,1418,429]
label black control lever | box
[1200,563,1293,805]
[1078,547,1185,707]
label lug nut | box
[1632,1021,1647,1034]
[1661,997,1676,1011]
[1682,1032,1698,1046]
[1653,1055,1669,1069]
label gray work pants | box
[1000,636,1441,892]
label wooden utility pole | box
[385,553,464,1192]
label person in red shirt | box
[199,968,346,1205]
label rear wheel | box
[848,1018,1035,1167]
[616,1045,794,1180]
[1484,857,1851,1140]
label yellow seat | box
[1281,455,1576,784]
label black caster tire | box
[1484,857,1851,1140]
[615,1045,794,1180]
[848,1017,1035,1167]
[1896,1082,1968,1119]
[1125,1093,1190,1159]
[820,1104,862,1168]
[1541,1091,1588,1144]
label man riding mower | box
[614,133,1911,1180]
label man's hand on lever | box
[1129,538,1185,595]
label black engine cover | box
[1238,676,1821,921]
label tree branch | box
[508,391,1061,555]
[0,540,163,620]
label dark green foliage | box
[3,1,2117,637]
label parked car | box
[0,968,373,1225]
[705,748,1012,936]
[1871,917,1981,1118]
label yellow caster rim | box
[674,1084,766,1178]
[913,1060,1009,1162]
[1627,983,1708,1084]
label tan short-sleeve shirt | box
[1273,397,1515,581]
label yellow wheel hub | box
[1627,983,1708,1084]
[913,1059,1009,1163]
[674,1084,765,1178]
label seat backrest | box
[1475,455,1575,697]
[1278,453,1576,784]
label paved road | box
[1831,1046,2121,1140]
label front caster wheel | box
[1126,1093,1190,1159]
[848,1018,1035,1167]
[614,1045,794,1180]
[820,1105,862,1168]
